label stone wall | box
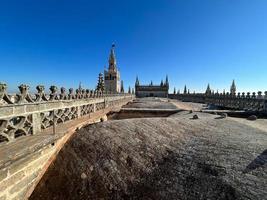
[169,92,267,112]
[0,83,134,200]
[0,142,56,200]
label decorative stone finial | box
[17,84,34,103]
[257,91,262,99]
[0,82,13,105]
[68,88,74,99]
[49,86,58,100]
[0,83,7,98]
[35,85,48,101]
[252,92,256,98]
[60,87,66,100]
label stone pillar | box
[104,98,109,108]
[93,103,96,113]
[77,106,81,118]
[32,113,42,135]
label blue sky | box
[0,0,266,93]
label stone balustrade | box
[169,92,267,112]
[0,83,134,144]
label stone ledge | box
[0,99,132,170]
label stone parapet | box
[0,83,134,144]
[169,92,267,112]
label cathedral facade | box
[135,76,169,98]
[104,44,121,93]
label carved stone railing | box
[0,83,134,144]
[169,91,267,112]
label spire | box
[160,80,164,86]
[79,82,82,92]
[230,79,236,95]
[135,76,140,86]
[96,73,105,93]
[205,83,211,95]
[165,75,169,87]
[121,80,124,93]
[173,87,176,94]
[184,85,187,94]
[108,43,117,71]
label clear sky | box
[0,0,266,93]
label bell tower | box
[104,44,121,93]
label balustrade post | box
[93,103,96,113]
[32,113,42,135]
[77,106,81,118]
[53,110,56,135]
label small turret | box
[173,87,176,94]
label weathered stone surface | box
[0,194,6,200]
[10,183,33,200]
[0,168,8,182]
[9,171,38,194]
[0,107,13,119]
[8,150,43,176]
[30,100,267,200]
[0,171,25,192]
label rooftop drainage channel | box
[107,108,184,120]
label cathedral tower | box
[104,44,121,93]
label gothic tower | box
[230,80,236,95]
[104,44,121,93]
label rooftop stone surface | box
[30,98,267,200]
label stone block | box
[12,106,26,116]
[8,151,41,176]
[24,165,41,177]
[25,104,38,113]
[0,171,25,192]
[32,113,42,134]
[0,168,8,182]
[40,145,54,156]
[37,103,47,111]
[9,171,38,195]
[0,107,13,119]
[10,183,32,200]
[30,153,51,169]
